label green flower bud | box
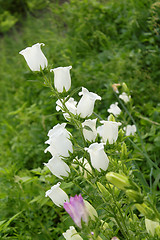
[97,182,109,197]
[155,225,160,237]
[118,129,125,140]
[122,82,129,93]
[121,142,128,158]
[135,203,156,220]
[106,172,131,190]
[84,200,98,221]
[101,220,109,230]
[108,114,115,122]
[96,237,103,240]
[126,189,144,203]
[106,183,120,195]
[145,218,160,236]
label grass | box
[0,0,160,239]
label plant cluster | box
[17,42,160,239]
[0,0,160,239]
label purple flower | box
[63,194,88,228]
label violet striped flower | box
[63,194,88,228]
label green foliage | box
[0,0,49,33]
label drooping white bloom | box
[56,97,77,120]
[19,43,48,71]
[77,87,101,118]
[145,218,159,236]
[124,125,136,136]
[85,143,109,172]
[44,156,70,179]
[119,92,131,103]
[82,119,97,142]
[45,123,73,157]
[63,226,83,240]
[45,182,69,207]
[97,121,121,144]
[50,66,72,93]
[107,102,121,117]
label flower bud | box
[84,200,98,221]
[118,129,125,140]
[145,218,160,236]
[122,82,129,93]
[96,237,103,240]
[97,182,109,198]
[135,203,156,220]
[106,172,131,190]
[121,142,128,158]
[126,190,143,203]
[155,225,160,237]
[112,83,121,93]
[108,114,115,122]
[101,220,109,230]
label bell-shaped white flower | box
[97,120,121,144]
[107,102,121,117]
[56,97,77,120]
[19,43,48,71]
[45,123,73,157]
[45,182,69,207]
[124,124,136,136]
[44,156,70,179]
[119,92,131,103]
[82,119,97,142]
[77,87,101,118]
[63,226,83,240]
[85,143,109,172]
[50,66,72,93]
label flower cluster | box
[19,43,160,239]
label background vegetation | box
[0,0,160,239]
